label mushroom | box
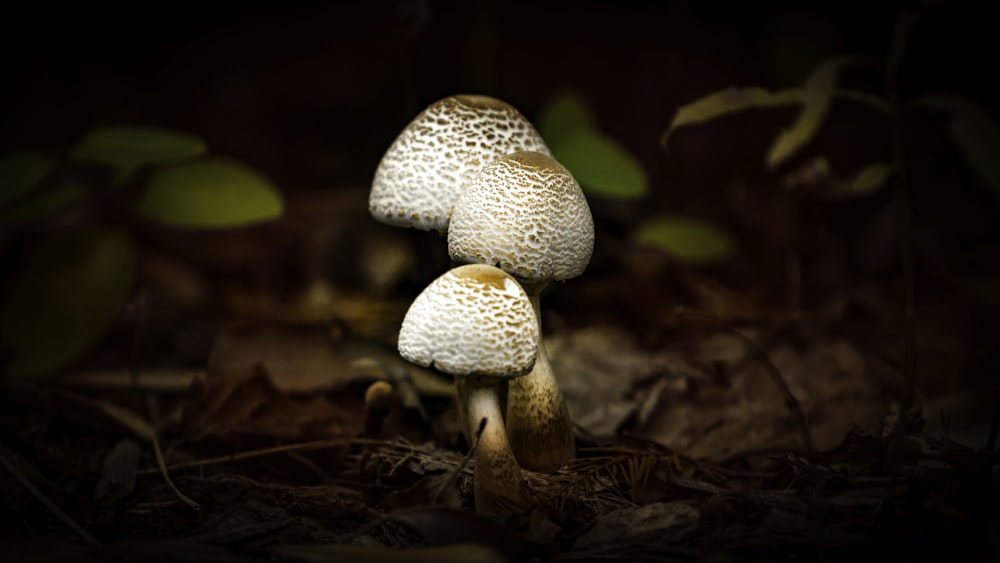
[369,95,551,233]
[362,380,394,438]
[448,151,594,473]
[397,263,539,516]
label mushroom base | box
[506,342,576,473]
[465,379,531,517]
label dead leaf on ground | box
[272,543,513,563]
[95,438,142,505]
[208,321,454,398]
[386,506,555,562]
[177,364,359,444]
[549,325,892,460]
[573,501,700,549]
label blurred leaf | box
[664,86,889,150]
[137,158,283,228]
[631,215,736,265]
[0,228,136,381]
[782,156,892,197]
[71,125,207,182]
[0,184,87,227]
[767,56,852,169]
[662,87,802,148]
[538,89,598,142]
[0,151,54,205]
[539,90,648,200]
[780,155,833,190]
[835,90,892,114]
[915,95,1000,204]
[551,129,648,200]
[850,163,893,194]
[272,543,512,563]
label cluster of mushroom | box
[369,95,595,516]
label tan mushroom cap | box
[369,95,551,232]
[397,264,539,378]
[448,151,595,284]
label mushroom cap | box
[369,95,551,232]
[398,264,539,378]
[448,151,595,284]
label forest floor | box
[2,185,998,563]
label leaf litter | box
[1,189,997,563]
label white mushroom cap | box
[448,151,595,284]
[369,95,551,232]
[397,264,539,378]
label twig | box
[134,437,431,476]
[54,389,199,510]
[0,443,103,549]
[674,307,814,454]
[151,437,200,511]
[429,418,481,506]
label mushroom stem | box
[463,378,531,516]
[505,292,576,473]
[362,380,394,438]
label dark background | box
[1,0,998,417]
[3,0,991,187]
[2,1,1000,558]
[3,0,999,421]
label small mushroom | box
[397,263,539,516]
[369,95,551,233]
[362,380,394,438]
[448,150,595,473]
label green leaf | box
[1,228,136,381]
[0,151,54,205]
[550,129,649,200]
[631,215,736,265]
[539,89,649,200]
[538,89,599,143]
[915,95,1000,205]
[662,87,803,148]
[71,125,207,183]
[136,157,284,228]
[663,86,890,150]
[767,56,853,169]
[850,163,893,194]
[0,184,88,227]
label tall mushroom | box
[397,263,539,516]
[369,95,551,233]
[448,151,595,473]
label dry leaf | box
[178,364,359,443]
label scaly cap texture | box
[397,264,539,378]
[369,95,551,232]
[448,151,595,283]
